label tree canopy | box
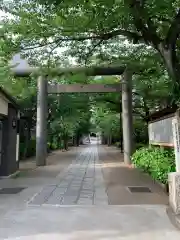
[0,0,179,157]
[1,0,180,88]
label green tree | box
[1,0,180,89]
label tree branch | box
[21,28,143,51]
[55,28,143,42]
[166,9,180,46]
[21,38,62,50]
[129,0,160,46]
[85,39,104,65]
[102,99,118,105]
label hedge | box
[131,146,176,184]
[19,138,36,159]
[19,137,68,160]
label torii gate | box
[10,54,133,166]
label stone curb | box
[166,206,180,230]
[0,170,20,179]
[132,165,169,193]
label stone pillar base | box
[168,172,180,215]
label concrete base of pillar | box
[168,172,180,215]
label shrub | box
[50,142,58,150]
[26,138,36,157]
[135,143,147,150]
[131,147,175,184]
[19,142,26,159]
[19,138,36,159]
[115,142,121,148]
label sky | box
[0,11,5,18]
[0,8,77,66]
[0,9,12,19]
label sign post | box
[172,112,180,172]
[169,111,180,214]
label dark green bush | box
[19,138,36,159]
[131,147,175,184]
[135,143,147,150]
[19,142,25,159]
[50,142,58,150]
[26,138,36,157]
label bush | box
[131,147,175,184]
[19,142,25,159]
[26,138,36,157]
[115,142,121,148]
[50,142,58,150]
[135,143,147,150]
[19,138,36,159]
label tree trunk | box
[22,122,31,159]
[101,133,106,145]
[157,43,180,92]
[76,134,80,146]
[107,135,110,146]
[63,135,68,151]
[72,135,76,146]
[120,110,123,153]
[49,134,54,150]
[57,135,61,149]
[107,133,112,146]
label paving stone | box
[64,176,73,180]
[94,198,108,205]
[83,185,94,189]
[69,186,80,190]
[82,183,94,188]
[61,196,77,205]
[80,192,94,199]
[45,191,64,205]
[30,145,108,206]
[65,189,80,196]
[80,188,93,193]
[54,187,67,194]
[84,178,94,183]
[77,198,93,205]
[58,181,70,186]
[85,175,94,178]
[28,185,56,205]
[70,184,81,189]
[70,181,81,186]
[94,194,108,201]
[82,186,94,191]
[71,181,82,185]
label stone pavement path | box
[28,146,108,206]
[0,144,180,239]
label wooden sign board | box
[148,115,175,147]
[47,83,121,94]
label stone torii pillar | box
[36,76,48,166]
[121,68,134,165]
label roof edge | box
[0,86,19,109]
[148,105,178,122]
